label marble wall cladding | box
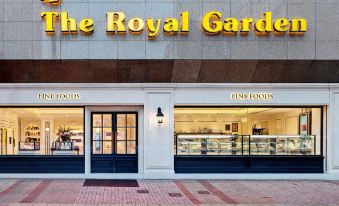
[1,60,339,83]
[0,41,3,59]
[0,0,337,60]
[0,0,3,60]
[0,0,3,23]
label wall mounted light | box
[156,107,164,123]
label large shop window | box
[174,107,322,156]
[0,108,84,156]
[92,113,137,155]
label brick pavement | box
[0,179,338,205]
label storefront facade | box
[1,0,339,179]
[0,83,337,179]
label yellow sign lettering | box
[223,18,239,34]
[273,18,289,33]
[41,11,59,33]
[147,19,162,39]
[180,11,190,33]
[79,18,94,34]
[106,12,126,34]
[254,12,273,35]
[128,18,144,34]
[240,18,254,34]
[38,7,307,38]
[290,18,307,35]
[202,11,222,35]
[60,12,77,33]
[41,0,61,5]
[163,18,179,35]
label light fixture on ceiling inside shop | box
[156,107,164,124]
[45,122,50,132]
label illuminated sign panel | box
[40,0,307,39]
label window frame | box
[91,112,138,155]
[174,105,324,157]
[0,106,85,156]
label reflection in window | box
[0,108,84,156]
[103,114,112,128]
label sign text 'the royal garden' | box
[40,0,307,39]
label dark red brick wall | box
[0,60,339,83]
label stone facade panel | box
[146,41,173,59]
[60,41,89,59]
[4,41,32,59]
[89,41,117,59]
[118,41,146,59]
[33,41,61,59]
[288,41,316,59]
[0,0,337,60]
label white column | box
[329,90,339,173]
[143,89,174,179]
[85,107,91,175]
[40,118,54,155]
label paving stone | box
[168,193,182,197]
[197,190,211,194]
[0,179,338,205]
[136,189,149,194]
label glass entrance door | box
[91,112,138,173]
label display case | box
[250,135,316,155]
[176,134,247,155]
[19,141,40,151]
[51,141,78,155]
[249,135,277,155]
[176,134,316,156]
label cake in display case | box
[249,135,315,155]
[176,134,248,155]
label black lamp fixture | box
[156,107,164,123]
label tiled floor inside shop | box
[0,179,338,205]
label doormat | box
[83,179,139,187]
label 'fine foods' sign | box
[230,93,274,101]
[40,0,307,39]
[38,92,81,100]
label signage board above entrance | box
[38,92,81,101]
[40,0,307,39]
[230,93,274,101]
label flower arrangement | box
[56,125,72,142]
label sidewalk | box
[0,179,338,205]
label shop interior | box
[174,107,322,156]
[0,108,84,155]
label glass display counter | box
[176,134,248,155]
[19,141,40,151]
[18,141,40,155]
[52,141,74,150]
[175,134,316,156]
[250,135,315,155]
